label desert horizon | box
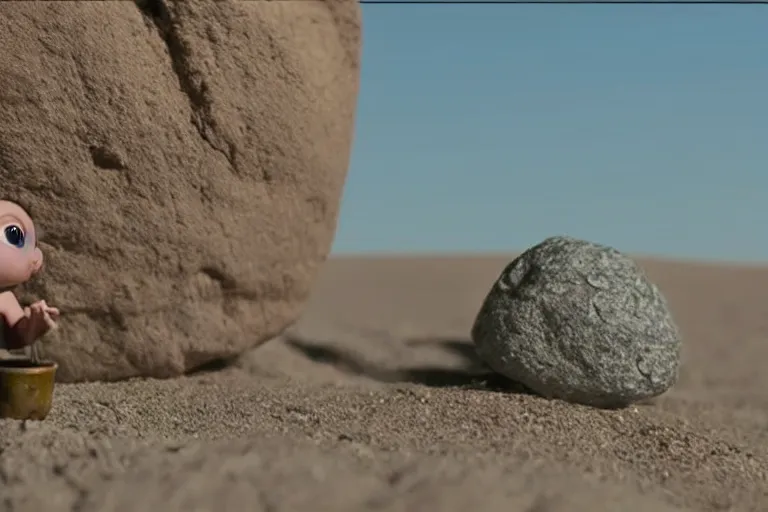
[331,250,768,267]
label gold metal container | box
[0,358,57,420]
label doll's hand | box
[23,300,59,341]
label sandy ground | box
[2,255,768,511]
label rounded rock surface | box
[471,236,681,408]
[0,0,361,382]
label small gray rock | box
[471,236,681,408]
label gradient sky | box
[331,3,767,262]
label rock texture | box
[0,0,361,381]
[472,236,681,408]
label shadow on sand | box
[186,356,239,376]
[186,335,657,407]
[283,334,535,394]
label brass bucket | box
[0,358,57,420]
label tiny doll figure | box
[0,200,59,350]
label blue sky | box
[331,3,767,262]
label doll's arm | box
[0,291,31,349]
[0,291,25,326]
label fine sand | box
[2,255,768,511]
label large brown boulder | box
[0,0,361,382]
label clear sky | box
[331,3,767,262]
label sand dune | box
[2,255,767,511]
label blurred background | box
[332,3,767,262]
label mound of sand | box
[2,255,767,511]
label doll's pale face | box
[0,201,43,288]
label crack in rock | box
[135,0,237,171]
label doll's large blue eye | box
[3,225,25,248]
